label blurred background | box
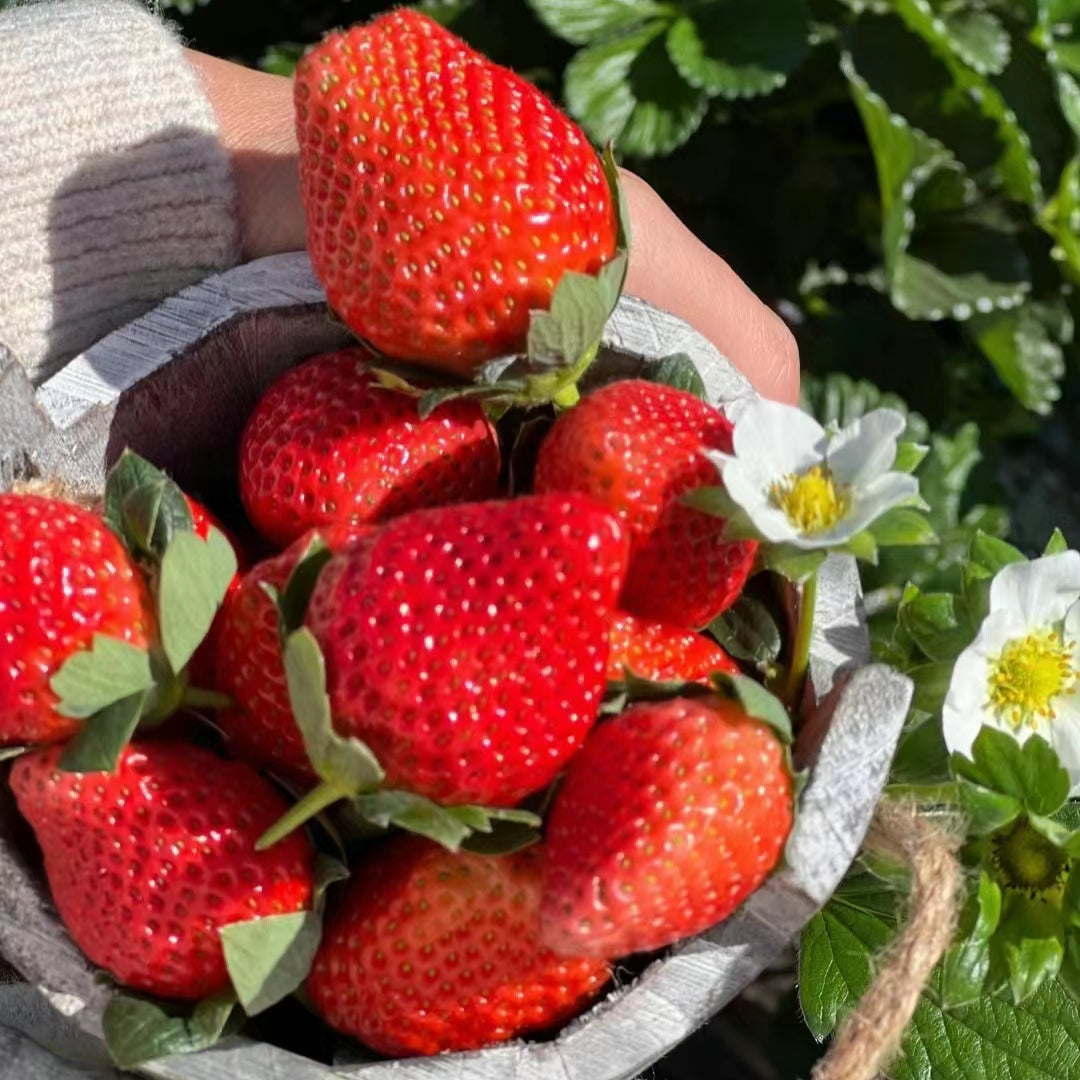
[159,0,1080,1072]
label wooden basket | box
[0,253,911,1080]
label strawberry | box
[239,349,501,547]
[306,494,629,805]
[294,10,617,373]
[10,741,315,1000]
[534,379,757,629]
[0,494,153,746]
[307,836,610,1056]
[607,612,739,683]
[541,696,792,958]
[213,522,371,783]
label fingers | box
[619,169,800,405]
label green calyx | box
[993,817,1071,901]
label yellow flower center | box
[986,627,1076,730]
[769,466,849,535]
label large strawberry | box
[0,494,154,746]
[213,522,371,783]
[306,494,629,805]
[607,612,739,683]
[541,696,792,958]
[534,379,757,629]
[10,741,315,1000]
[307,836,610,1056]
[294,10,617,373]
[239,349,501,547]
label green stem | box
[551,381,581,409]
[256,781,352,850]
[884,781,963,805]
[783,570,819,708]
[181,687,234,711]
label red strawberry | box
[306,494,629,805]
[0,494,154,746]
[307,836,610,1056]
[213,522,371,783]
[541,696,792,958]
[10,741,315,1000]
[239,349,501,547]
[294,10,617,373]
[534,379,757,629]
[607,612,739,683]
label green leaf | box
[941,871,1002,1009]
[998,893,1066,1004]
[969,305,1066,416]
[639,352,708,400]
[757,544,828,583]
[275,534,333,636]
[957,779,1023,834]
[890,713,952,785]
[103,990,236,1069]
[952,729,1070,817]
[103,450,194,560]
[870,507,938,547]
[460,817,542,855]
[565,23,707,158]
[220,910,322,1017]
[682,485,759,541]
[894,441,931,473]
[58,691,148,774]
[524,0,667,46]
[942,10,1012,76]
[909,661,953,714]
[898,590,972,661]
[353,790,541,852]
[50,635,155,719]
[665,0,810,100]
[257,42,304,77]
[708,595,782,667]
[890,977,1080,1080]
[970,530,1027,575]
[801,373,930,445]
[159,528,238,674]
[526,252,628,372]
[283,629,384,791]
[1046,528,1071,555]
[711,672,792,744]
[798,874,899,1040]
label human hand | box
[187,51,798,404]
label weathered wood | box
[0,254,909,1080]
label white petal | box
[824,471,919,539]
[1046,694,1080,796]
[1064,598,1080,647]
[826,409,908,486]
[989,551,1080,627]
[721,460,803,544]
[731,399,826,477]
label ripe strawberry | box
[607,612,739,683]
[541,696,792,958]
[307,836,610,1056]
[10,741,315,1000]
[294,10,617,373]
[534,379,757,629]
[213,522,371,783]
[306,494,629,805]
[239,349,501,547]
[0,494,153,746]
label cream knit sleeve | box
[0,0,242,385]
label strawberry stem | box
[782,569,818,709]
[256,780,353,850]
[181,688,233,711]
[552,382,581,409]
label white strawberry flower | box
[944,552,1080,794]
[704,399,918,549]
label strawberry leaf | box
[709,595,782,667]
[893,440,930,473]
[103,450,193,560]
[50,635,155,719]
[353,789,541,852]
[711,671,793,744]
[940,871,1002,1010]
[276,534,333,636]
[461,817,543,855]
[1046,528,1070,555]
[159,528,238,675]
[640,352,708,400]
[220,910,323,1017]
[58,690,149,774]
[682,485,760,541]
[757,544,828,583]
[103,988,237,1069]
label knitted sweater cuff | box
[0,0,242,384]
